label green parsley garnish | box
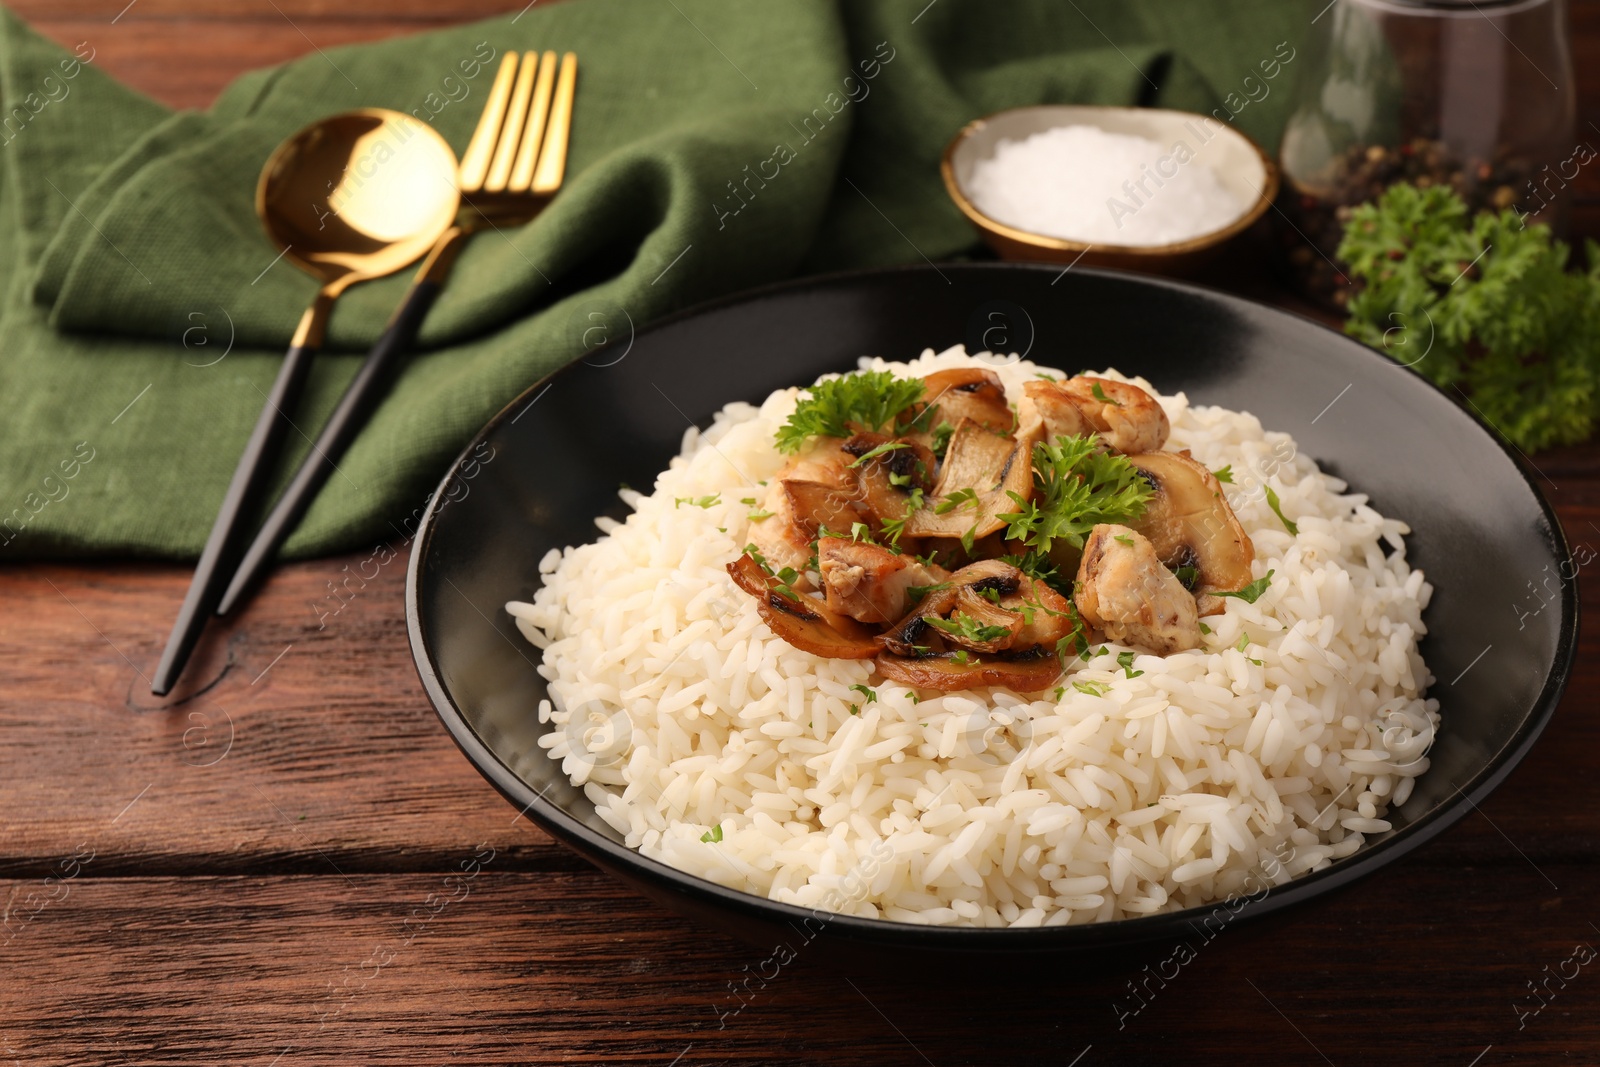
[740,497,757,506]
[1034,372,1062,381]
[849,683,877,705]
[747,509,774,521]
[1116,650,1144,678]
[905,581,952,606]
[934,487,981,515]
[1264,486,1298,535]
[998,435,1152,553]
[1198,621,1212,635]
[879,487,924,546]
[950,650,973,666]
[1114,534,1134,547]
[1073,680,1112,697]
[1173,564,1198,588]
[674,494,720,509]
[930,421,956,458]
[925,613,1012,645]
[776,371,925,453]
[1214,569,1274,604]
[849,441,911,467]
[1053,686,1067,700]
[700,825,723,843]
[1090,381,1121,407]
[1212,465,1234,484]
[1235,633,1264,665]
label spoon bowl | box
[257,108,460,294]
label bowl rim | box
[940,104,1281,257]
[406,261,1576,950]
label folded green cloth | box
[0,0,1303,560]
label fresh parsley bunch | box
[1338,183,1600,452]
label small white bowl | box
[942,104,1279,275]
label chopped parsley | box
[1114,534,1134,547]
[1173,564,1198,588]
[740,497,757,506]
[998,435,1152,553]
[1000,551,1070,595]
[849,441,911,467]
[934,487,981,515]
[1212,465,1234,484]
[1214,570,1274,604]
[776,371,925,453]
[1053,686,1067,700]
[905,581,952,606]
[879,487,925,546]
[674,493,720,509]
[1236,633,1264,665]
[700,825,723,843]
[1198,621,1212,635]
[1073,680,1112,697]
[930,421,956,458]
[925,613,1012,645]
[849,683,877,705]
[1116,650,1144,679]
[1035,371,1062,381]
[1264,486,1298,535]
[1089,381,1121,407]
[747,509,774,521]
[950,650,973,666]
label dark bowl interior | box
[406,263,1575,966]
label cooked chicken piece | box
[1021,376,1169,454]
[903,367,1014,449]
[817,538,948,626]
[1126,451,1254,616]
[1075,524,1200,655]
[746,446,858,577]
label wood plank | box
[2,864,1598,1065]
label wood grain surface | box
[3,2,1599,1065]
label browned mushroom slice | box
[1075,524,1201,655]
[905,417,1042,545]
[903,367,1014,445]
[1125,451,1254,616]
[838,432,937,530]
[817,537,949,626]
[876,586,959,657]
[1022,376,1170,454]
[875,647,1062,693]
[726,554,880,660]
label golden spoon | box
[153,108,460,696]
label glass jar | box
[1276,0,1575,308]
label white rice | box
[507,347,1438,927]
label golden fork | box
[218,50,578,614]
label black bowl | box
[406,263,1575,966]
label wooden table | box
[4,3,1598,1064]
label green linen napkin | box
[0,0,1305,560]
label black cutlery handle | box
[152,337,320,695]
[216,279,442,616]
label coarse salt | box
[967,124,1246,246]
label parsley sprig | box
[998,435,1152,553]
[776,371,925,453]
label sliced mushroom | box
[1021,376,1169,454]
[1125,450,1254,616]
[817,537,949,626]
[726,554,880,659]
[875,647,1062,693]
[904,417,1042,546]
[839,432,937,531]
[1074,524,1201,655]
[746,446,856,576]
[903,367,1014,447]
[874,559,1076,663]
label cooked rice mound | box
[507,347,1438,927]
